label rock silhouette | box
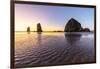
[27,26,30,32]
[64,18,82,32]
[81,28,90,32]
[37,23,42,32]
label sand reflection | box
[64,32,82,45]
[37,32,42,45]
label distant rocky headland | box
[26,18,91,32]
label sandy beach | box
[15,32,95,68]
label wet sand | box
[15,32,95,68]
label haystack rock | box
[64,18,82,32]
[37,23,42,32]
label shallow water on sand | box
[15,32,95,68]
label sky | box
[15,4,94,31]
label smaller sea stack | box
[37,23,43,32]
[27,26,30,32]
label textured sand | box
[15,32,95,68]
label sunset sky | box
[15,4,94,31]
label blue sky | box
[15,4,94,31]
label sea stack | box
[37,23,42,32]
[64,18,82,32]
[81,28,90,32]
[27,26,30,32]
